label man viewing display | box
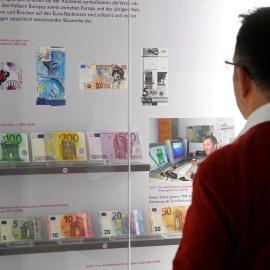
[173,7,270,269]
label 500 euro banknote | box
[88,132,143,160]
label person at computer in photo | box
[187,135,217,179]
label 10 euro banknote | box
[31,132,87,162]
[0,62,22,90]
[0,133,29,162]
[79,64,128,90]
[88,132,143,160]
[148,206,186,234]
[0,217,41,242]
[97,210,144,237]
[47,213,92,240]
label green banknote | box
[0,133,29,162]
[0,217,41,242]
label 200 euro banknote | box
[0,217,41,242]
[79,64,127,90]
[31,132,87,162]
[88,132,143,160]
[47,213,92,240]
[0,133,29,162]
[148,206,186,234]
[0,62,22,90]
[97,210,144,237]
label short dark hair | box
[204,135,217,145]
[235,7,270,95]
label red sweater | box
[173,121,270,269]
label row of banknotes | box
[0,206,186,242]
[0,132,142,162]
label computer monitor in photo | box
[165,139,185,167]
[149,143,171,175]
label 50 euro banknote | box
[148,206,186,234]
[97,210,144,237]
[47,213,93,240]
[0,62,22,90]
[79,64,128,90]
[0,133,29,162]
[0,217,41,242]
[88,132,143,160]
[31,132,87,162]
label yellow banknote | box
[31,132,87,162]
[148,206,186,234]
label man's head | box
[203,135,217,155]
[233,8,270,119]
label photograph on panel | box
[149,118,235,182]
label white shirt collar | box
[236,102,270,138]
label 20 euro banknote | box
[31,132,87,162]
[79,64,128,90]
[148,206,186,234]
[97,210,144,237]
[0,133,29,162]
[0,62,22,90]
[0,217,41,242]
[47,213,92,240]
[36,46,66,106]
[88,132,143,160]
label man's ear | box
[236,66,252,99]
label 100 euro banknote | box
[36,46,66,106]
[0,133,29,162]
[0,217,41,242]
[148,206,186,234]
[88,132,143,160]
[0,62,22,90]
[79,64,128,90]
[47,213,92,240]
[97,210,144,237]
[31,132,87,162]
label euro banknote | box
[148,206,186,234]
[0,133,29,162]
[79,64,127,90]
[0,217,41,242]
[36,46,66,106]
[31,132,87,162]
[47,213,92,240]
[97,210,144,237]
[88,132,143,160]
[0,62,22,90]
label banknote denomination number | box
[112,211,122,220]
[117,133,136,142]
[154,226,161,232]
[52,233,59,238]
[96,83,104,89]
[37,98,46,104]
[104,230,110,235]
[60,133,79,142]
[64,215,74,223]
[5,134,22,144]
[13,220,18,227]
[162,207,172,215]
[2,235,6,241]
